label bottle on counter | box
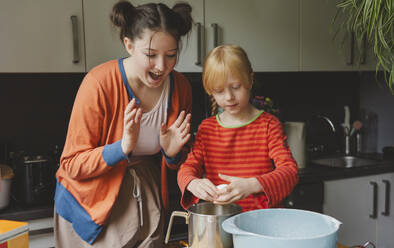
[360,109,378,154]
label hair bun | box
[110,0,136,28]
[172,2,193,36]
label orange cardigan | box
[55,59,191,244]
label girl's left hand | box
[214,173,263,205]
[160,111,192,158]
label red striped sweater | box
[178,111,298,212]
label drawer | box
[28,217,54,248]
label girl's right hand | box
[187,178,219,202]
[121,98,143,155]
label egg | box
[216,184,228,190]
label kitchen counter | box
[1,158,393,222]
[299,159,394,184]
[0,200,53,221]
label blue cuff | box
[161,148,182,165]
[102,140,128,166]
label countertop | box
[299,157,394,184]
[0,199,53,221]
[1,156,393,222]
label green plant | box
[333,0,393,94]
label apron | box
[54,154,165,248]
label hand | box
[121,98,143,155]
[160,111,191,158]
[187,178,219,202]
[214,173,262,205]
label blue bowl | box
[222,208,341,248]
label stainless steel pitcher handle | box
[361,241,376,248]
[164,211,189,244]
[350,241,376,248]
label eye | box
[213,88,224,94]
[166,54,177,58]
[145,53,156,58]
[232,84,241,89]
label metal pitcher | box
[165,202,242,248]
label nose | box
[154,56,166,72]
[224,88,234,101]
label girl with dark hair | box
[54,1,193,247]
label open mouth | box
[149,71,163,81]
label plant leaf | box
[334,0,393,94]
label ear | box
[250,72,254,86]
[248,72,254,90]
[123,37,134,56]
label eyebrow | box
[144,48,178,52]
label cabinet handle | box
[360,34,367,64]
[381,180,390,216]
[195,22,202,65]
[71,15,79,64]
[211,23,219,48]
[29,227,53,236]
[346,32,354,65]
[369,181,378,219]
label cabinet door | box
[83,0,203,72]
[0,0,85,72]
[83,0,128,71]
[324,176,377,246]
[28,217,54,248]
[205,0,299,72]
[377,173,394,248]
[300,0,376,71]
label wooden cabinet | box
[324,173,394,247]
[84,0,298,72]
[28,217,54,248]
[205,0,299,72]
[376,173,394,248]
[0,0,85,72]
[1,0,375,73]
[84,0,376,73]
[300,0,376,71]
[324,175,376,245]
[83,0,128,71]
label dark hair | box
[110,1,193,51]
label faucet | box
[308,115,337,154]
[315,112,360,156]
[317,115,336,133]
[344,134,351,155]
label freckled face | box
[211,74,251,116]
[125,30,178,88]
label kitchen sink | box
[311,155,380,168]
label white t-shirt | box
[132,76,170,155]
